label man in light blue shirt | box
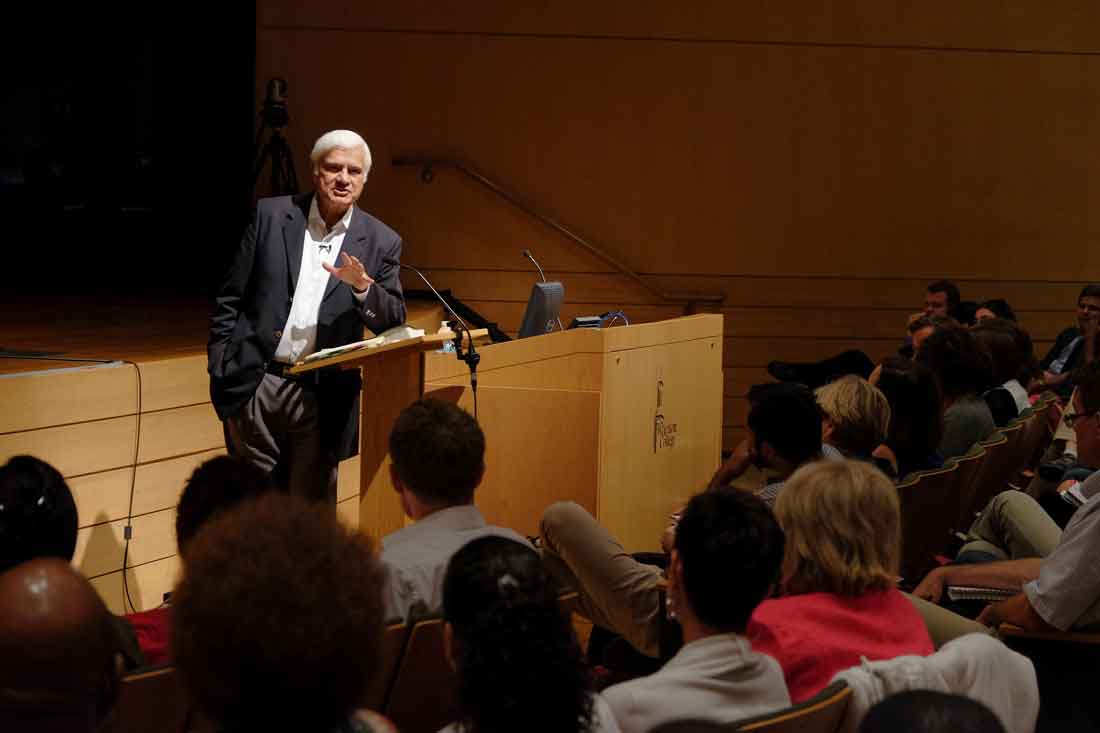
[380,399,529,621]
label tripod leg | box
[253,139,276,192]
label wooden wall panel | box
[259,1,1100,54]
[337,495,360,530]
[139,355,211,412]
[414,269,1100,313]
[137,405,224,464]
[0,363,136,433]
[91,556,180,617]
[74,508,177,579]
[257,31,1100,281]
[0,417,138,478]
[257,1,1100,452]
[69,468,135,529]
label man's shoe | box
[767,360,803,383]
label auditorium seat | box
[897,462,960,585]
[647,681,851,733]
[364,622,412,712]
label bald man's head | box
[0,559,118,729]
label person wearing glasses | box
[207,130,406,503]
[912,361,1100,632]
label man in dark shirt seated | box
[768,280,963,388]
[1033,284,1100,400]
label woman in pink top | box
[747,459,934,702]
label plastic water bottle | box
[438,321,456,353]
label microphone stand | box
[522,248,564,331]
[384,258,480,417]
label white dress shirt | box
[602,632,791,733]
[273,200,368,364]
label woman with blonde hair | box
[747,459,933,701]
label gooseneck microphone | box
[384,257,480,416]
[522,248,548,283]
[521,249,564,331]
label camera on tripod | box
[253,78,298,196]
[260,78,290,130]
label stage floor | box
[0,296,444,374]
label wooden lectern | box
[423,314,724,552]
[288,329,485,538]
[291,314,723,553]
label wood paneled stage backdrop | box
[256,0,1100,451]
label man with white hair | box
[208,129,405,501]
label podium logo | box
[654,378,678,452]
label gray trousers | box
[225,373,338,502]
[959,491,1062,561]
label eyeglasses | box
[1064,409,1100,428]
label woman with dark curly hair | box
[441,536,620,733]
[915,325,996,459]
[870,357,945,479]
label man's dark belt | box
[265,361,320,385]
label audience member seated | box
[912,362,1100,633]
[0,455,78,574]
[814,375,894,476]
[970,318,1038,425]
[0,558,121,733]
[858,690,1006,733]
[440,536,620,733]
[0,454,144,669]
[915,325,996,459]
[708,383,825,507]
[381,398,529,621]
[746,460,934,702]
[920,280,963,320]
[125,455,273,666]
[172,493,396,732]
[906,314,958,358]
[768,281,961,387]
[953,301,980,327]
[869,358,944,479]
[975,298,1017,323]
[600,490,791,732]
[1032,283,1100,399]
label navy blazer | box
[1040,326,1086,399]
[207,193,406,459]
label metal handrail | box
[391,156,725,307]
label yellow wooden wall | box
[0,358,362,614]
[256,1,1100,449]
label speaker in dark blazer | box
[208,192,406,463]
